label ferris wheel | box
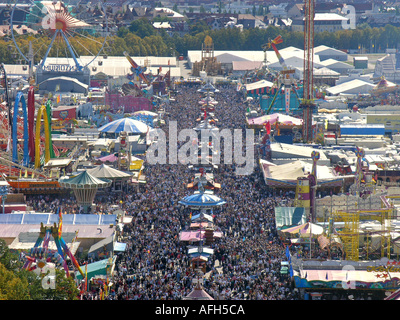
[9,0,109,76]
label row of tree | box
[3,20,400,65]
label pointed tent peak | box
[184,286,214,300]
[198,82,219,93]
[98,117,149,134]
[179,191,226,207]
[58,170,112,189]
[86,163,133,179]
[97,153,119,163]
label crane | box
[300,0,316,143]
[262,35,297,115]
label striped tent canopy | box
[86,164,132,179]
[98,118,149,134]
[179,191,226,207]
[281,222,324,236]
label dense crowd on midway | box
[23,83,376,300]
[104,83,298,300]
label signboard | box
[42,64,77,72]
[366,114,400,133]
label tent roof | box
[275,207,306,228]
[75,257,115,280]
[178,191,226,207]
[184,286,214,300]
[326,79,375,95]
[216,52,249,63]
[98,117,149,134]
[58,171,112,189]
[247,113,302,126]
[281,222,324,235]
[314,45,348,55]
[38,76,89,93]
[314,67,340,76]
[270,143,327,160]
[232,60,263,71]
[320,58,355,69]
[265,160,336,181]
[88,235,114,254]
[97,153,118,163]
[86,164,132,179]
[245,79,274,92]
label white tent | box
[86,164,132,179]
[326,79,375,96]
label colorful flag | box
[85,262,88,292]
[264,121,271,134]
[58,208,63,237]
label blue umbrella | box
[98,118,149,134]
[179,191,226,207]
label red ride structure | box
[300,0,315,143]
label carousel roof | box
[178,191,226,207]
[197,82,219,93]
[98,117,149,134]
[59,171,112,189]
[132,110,158,117]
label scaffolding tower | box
[331,198,394,261]
[192,36,222,77]
[332,210,360,261]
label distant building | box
[237,14,267,29]
[291,13,349,33]
[313,67,340,86]
[152,7,185,22]
[269,3,288,17]
[286,3,303,19]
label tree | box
[189,20,210,36]
[0,239,79,300]
[129,18,156,38]
[0,264,31,300]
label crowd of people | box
[102,83,301,300]
[17,82,391,302]
[20,83,300,300]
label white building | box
[291,13,349,33]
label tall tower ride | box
[300,0,315,143]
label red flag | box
[264,121,271,134]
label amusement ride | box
[0,0,110,280]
